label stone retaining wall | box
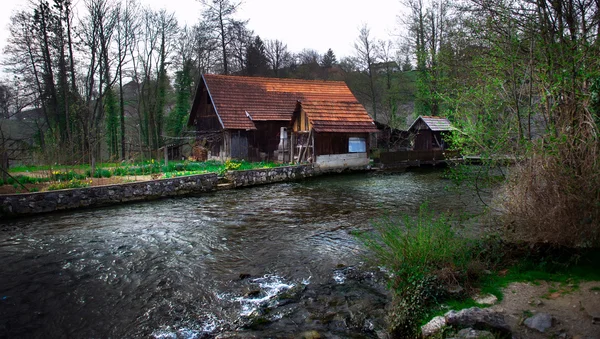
[0,173,218,219]
[1,164,372,218]
[225,164,318,188]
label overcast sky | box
[0,0,405,68]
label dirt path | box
[493,281,600,338]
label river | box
[0,169,486,338]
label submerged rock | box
[228,267,390,338]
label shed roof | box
[299,101,378,133]
[196,74,370,130]
[409,116,453,132]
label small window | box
[348,137,366,153]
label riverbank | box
[418,253,600,339]
[0,164,374,218]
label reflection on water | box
[0,170,484,337]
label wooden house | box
[408,116,453,150]
[188,74,377,167]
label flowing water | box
[0,170,487,338]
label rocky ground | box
[494,281,600,339]
[424,281,600,339]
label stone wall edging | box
[225,164,319,187]
[0,173,219,219]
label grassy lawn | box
[1,160,286,192]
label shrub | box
[358,204,473,277]
[501,120,600,248]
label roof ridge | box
[203,73,347,84]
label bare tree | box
[192,20,219,75]
[115,0,140,159]
[354,24,379,121]
[199,0,246,75]
[264,39,291,76]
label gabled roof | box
[196,74,365,130]
[299,101,378,133]
[409,115,453,132]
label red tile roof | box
[200,74,374,131]
[300,101,378,133]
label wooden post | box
[1,151,8,183]
[290,133,295,164]
[91,154,96,178]
[164,146,168,167]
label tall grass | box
[358,204,472,279]
[357,204,477,336]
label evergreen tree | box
[245,36,268,76]
[321,48,337,68]
[166,59,194,139]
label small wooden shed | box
[408,116,453,150]
[290,100,378,168]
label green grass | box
[1,160,289,193]
[4,160,286,183]
[357,203,473,277]
[0,175,53,186]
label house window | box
[348,137,366,153]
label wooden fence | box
[380,150,460,166]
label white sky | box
[0,0,405,67]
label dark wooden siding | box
[192,83,225,158]
[414,130,447,150]
[249,121,288,161]
[194,86,222,133]
[231,130,249,160]
[414,129,432,150]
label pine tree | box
[321,48,337,68]
[245,36,268,76]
